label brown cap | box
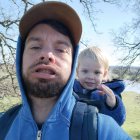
[19,1,82,45]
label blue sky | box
[69,1,134,66]
[0,0,135,66]
[62,0,135,66]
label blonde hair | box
[78,46,109,70]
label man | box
[2,1,131,140]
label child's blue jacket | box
[73,79,126,126]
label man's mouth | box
[35,68,55,75]
[31,64,57,79]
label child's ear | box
[76,67,79,78]
[104,69,108,76]
[103,70,109,81]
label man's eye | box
[56,49,64,52]
[31,46,40,50]
[56,48,68,53]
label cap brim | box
[19,1,82,45]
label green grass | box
[0,96,21,112]
[122,92,140,140]
[0,92,140,139]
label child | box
[73,46,126,126]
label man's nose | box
[39,49,56,64]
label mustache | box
[29,60,50,70]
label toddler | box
[74,46,126,126]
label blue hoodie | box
[4,35,132,140]
[73,79,126,126]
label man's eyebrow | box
[57,40,72,48]
[26,37,41,44]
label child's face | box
[77,57,107,90]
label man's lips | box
[30,64,57,79]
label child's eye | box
[82,70,88,73]
[95,71,101,75]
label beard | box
[22,74,66,98]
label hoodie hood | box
[16,35,79,121]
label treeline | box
[110,66,140,82]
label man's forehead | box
[25,21,74,49]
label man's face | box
[77,57,107,90]
[22,24,73,98]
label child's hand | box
[97,84,116,108]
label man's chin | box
[23,77,65,98]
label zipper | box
[36,130,42,140]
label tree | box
[0,0,118,97]
[0,0,33,97]
[112,0,140,81]
[0,0,139,98]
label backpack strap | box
[84,104,98,140]
[70,102,87,140]
[0,104,22,140]
[70,101,98,140]
[73,91,105,112]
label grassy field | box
[122,92,140,140]
[0,92,140,139]
[0,96,21,112]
